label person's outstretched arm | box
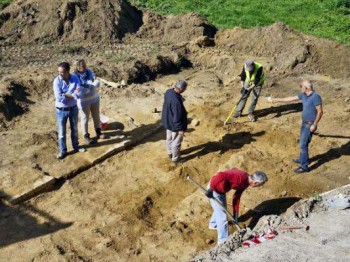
[271,96,299,103]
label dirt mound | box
[128,11,217,44]
[0,0,143,45]
[193,186,350,261]
[0,81,33,125]
[215,22,350,79]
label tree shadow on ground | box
[0,191,72,248]
[239,197,301,229]
[255,103,302,119]
[181,131,265,162]
[309,140,350,171]
[2,82,35,121]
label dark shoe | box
[95,128,107,140]
[232,112,241,118]
[168,154,172,159]
[294,166,309,174]
[56,152,67,160]
[84,133,94,145]
[172,158,184,165]
[248,114,256,122]
[292,159,300,164]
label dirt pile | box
[128,11,217,44]
[0,0,143,45]
[193,186,350,261]
[213,22,350,79]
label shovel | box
[186,175,242,231]
[223,91,247,126]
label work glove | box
[205,188,214,199]
[240,87,249,95]
[233,212,239,223]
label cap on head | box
[175,80,188,91]
[245,59,255,71]
[250,171,268,185]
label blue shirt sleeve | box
[88,69,95,80]
[70,75,82,99]
[297,93,304,100]
[53,78,68,103]
[313,94,322,106]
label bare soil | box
[1,1,350,261]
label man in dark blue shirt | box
[271,80,323,173]
[161,80,188,164]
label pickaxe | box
[186,175,242,231]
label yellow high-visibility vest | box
[245,62,265,86]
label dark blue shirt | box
[162,88,187,132]
[298,92,322,122]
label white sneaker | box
[208,225,217,230]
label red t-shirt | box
[210,169,249,213]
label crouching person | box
[205,169,268,244]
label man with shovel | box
[205,169,268,244]
[232,60,265,122]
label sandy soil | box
[1,1,350,261]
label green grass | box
[0,0,11,9]
[131,0,350,46]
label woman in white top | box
[73,59,106,145]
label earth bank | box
[0,0,350,261]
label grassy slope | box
[131,0,350,45]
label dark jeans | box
[299,123,313,169]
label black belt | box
[56,105,77,111]
[303,121,314,125]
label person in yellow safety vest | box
[232,60,265,122]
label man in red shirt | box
[206,169,268,244]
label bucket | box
[100,113,109,130]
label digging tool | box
[280,225,310,231]
[223,91,247,126]
[186,175,241,231]
[98,77,126,88]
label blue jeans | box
[299,123,313,169]
[209,190,228,244]
[56,106,79,154]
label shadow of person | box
[255,103,302,119]
[181,131,265,162]
[238,197,301,229]
[86,120,163,148]
[0,190,72,248]
[101,121,125,137]
[309,140,350,171]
